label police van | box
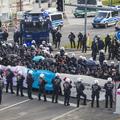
[92,10,120,28]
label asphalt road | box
[0,91,75,120]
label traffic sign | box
[116,31,120,41]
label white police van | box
[92,10,120,28]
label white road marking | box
[0,99,30,112]
[51,107,81,120]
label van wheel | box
[105,23,108,28]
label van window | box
[112,11,118,17]
[107,13,110,18]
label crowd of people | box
[0,39,119,81]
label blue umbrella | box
[32,56,45,62]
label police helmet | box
[18,71,22,75]
[100,49,104,53]
[55,73,60,77]
[103,60,107,63]
[23,43,27,47]
[66,78,70,83]
[107,77,112,82]
[40,73,45,78]
[94,80,99,84]
[42,41,46,44]
[31,40,36,44]
[71,53,75,57]
[28,70,33,75]
[60,47,65,51]
[111,61,115,64]
[77,78,82,82]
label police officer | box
[6,68,15,94]
[16,71,25,97]
[52,73,61,103]
[0,75,4,104]
[63,78,72,106]
[104,77,114,108]
[91,80,101,108]
[26,70,34,100]
[75,78,87,107]
[38,73,47,102]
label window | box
[112,11,118,17]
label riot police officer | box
[26,70,34,100]
[6,68,15,94]
[16,71,25,97]
[0,75,4,104]
[104,77,114,108]
[52,73,61,103]
[75,78,87,107]
[38,73,47,102]
[63,78,72,106]
[91,80,101,108]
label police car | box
[92,10,120,28]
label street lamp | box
[84,0,87,35]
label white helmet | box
[66,78,70,83]
[100,49,104,53]
[111,61,115,64]
[18,71,22,75]
[103,60,107,63]
[107,77,112,82]
[94,80,99,84]
[65,52,68,56]
[40,73,45,78]
[55,73,60,77]
[31,40,36,44]
[28,70,33,74]
[77,78,82,82]
[42,41,46,44]
[23,44,27,47]
[79,56,83,59]
[60,47,65,51]
[31,45,35,49]
[72,53,75,57]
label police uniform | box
[38,74,47,101]
[91,80,101,108]
[75,79,87,107]
[0,76,4,104]
[26,71,34,99]
[6,69,14,94]
[104,78,114,108]
[52,74,61,103]
[16,72,25,97]
[63,78,72,106]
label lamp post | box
[84,0,87,35]
[39,0,41,8]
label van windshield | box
[96,12,107,18]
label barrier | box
[1,65,119,100]
[115,89,120,114]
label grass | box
[102,0,120,6]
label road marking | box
[0,99,30,112]
[51,107,81,120]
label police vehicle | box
[92,10,120,28]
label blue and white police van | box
[92,10,120,28]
